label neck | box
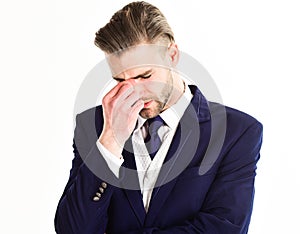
[163,71,185,110]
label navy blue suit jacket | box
[55,86,263,233]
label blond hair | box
[94,1,175,54]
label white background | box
[0,0,299,233]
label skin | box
[99,43,185,157]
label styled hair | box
[94,1,175,54]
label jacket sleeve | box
[124,121,263,234]
[54,113,117,234]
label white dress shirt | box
[97,85,192,212]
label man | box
[55,1,263,233]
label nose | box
[124,78,144,96]
[124,78,136,86]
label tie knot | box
[146,116,164,134]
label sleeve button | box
[99,187,104,193]
[101,182,107,189]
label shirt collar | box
[160,83,192,130]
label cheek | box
[146,76,169,92]
[144,83,166,100]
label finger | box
[123,91,141,109]
[130,99,144,117]
[115,84,136,102]
[105,82,133,100]
[103,84,134,108]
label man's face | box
[106,44,174,119]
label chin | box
[140,108,160,119]
[140,110,154,119]
[139,101,165,119]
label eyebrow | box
[112,69,153,81]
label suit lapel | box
[145,85,211,225]
[121,138,146,226]
[145,120,194,225]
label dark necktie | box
[144,116,164,160]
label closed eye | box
[139,74,151,79]
[134,69,153,79]
[112,70,153,82]
[113,77,125,82]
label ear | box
[167,43,179,67]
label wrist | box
[99,134,124,156]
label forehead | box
[106,44,169,77]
